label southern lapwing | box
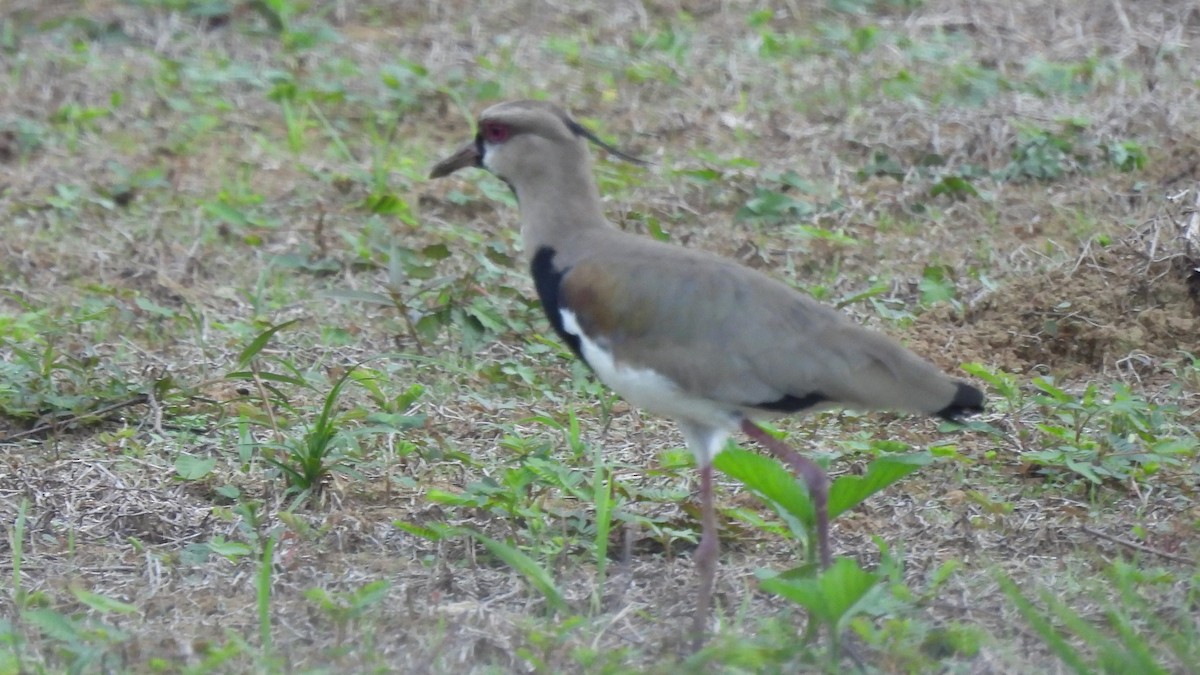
[430,100,985,638]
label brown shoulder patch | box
[561,262,626,338]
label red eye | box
[481,121,511,143]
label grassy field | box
[2,0,1198,672]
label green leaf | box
[834,283,889,309]
[394,521,452,541]
[646,218,671,242]
[71,587,138,614]
[676,167,722,183]
[224,370,308,388]
[304,587,335,610]
[828,453,931,519]
[736,189,816,223]
[918,265,958,305]
[350,579,391,609]
[203,201,249,226]
[321,289,396,306]
[858,151,905,180]
[208,538,253,560]
[930,175,979,199]
[421,243,452,260]
[363,412,426,430]
[363,192,414,217]
[135,296,177,318]
[1065,458,1103,484]
[1032,376,1072,402]
[715,446,813,537]
[387,244,408,286]
[235,319,301,369]
[425,488,484,507]
[24,609,81,643]
[758,557,882,632]
[466,530,566,612]
[725,506,791,537]
[175,455,216,480]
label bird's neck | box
[514,166,614,258]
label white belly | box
[559,309,738,429]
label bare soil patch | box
[915,200,1200,379]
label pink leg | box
[692,461,718,643]
[740,420,831,568]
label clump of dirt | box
[916,204,1200,378]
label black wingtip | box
[936,382,986,422]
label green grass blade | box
[235,319,301,369]
[1039,589,1136,672]
[465,529,566,613]
[9,500,26,610]
[997,574,1094,675]
[70,588,137,615]
[1033,582,1167,675]
[592,442,613,613]
[225,370,309,388]
[258,534,275,657]
[1103,606,1167,675]
[307,100,354,161]
[1110,564,1197,668]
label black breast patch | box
[530,246,584,361]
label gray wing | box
[560,247,960,416]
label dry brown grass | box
[2,0,1198,672]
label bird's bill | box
[429,140,480,178]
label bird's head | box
[429,100,644,189]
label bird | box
[429,100,985,640]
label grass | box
[1,0,1198,672]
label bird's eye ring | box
[481,121,511,144]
